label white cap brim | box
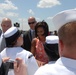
[45,35,59,44]
[52,9,76,30]
[4,27,18,38]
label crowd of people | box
[0,8,76,75]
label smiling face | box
[37,27,45,37]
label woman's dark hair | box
[35,20,49,37]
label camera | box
[6,59,14,69]
[14,22,20,27]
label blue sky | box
[0,0,76,31]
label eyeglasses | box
[28,21,35,25]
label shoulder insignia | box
[28,54,33,59]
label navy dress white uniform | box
[34,57,76,75]
[0,27,38,75]
[35,9,76,75]
[0,54,2,67]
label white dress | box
[1,47,38,75]
[34,57,76,75]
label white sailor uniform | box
[1,47,38,75]
[0,54,2,67]
[34,57,76,75]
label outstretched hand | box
[2,57,10,62]
[14,57,27,75]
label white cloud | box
[74,8,76,10]
[18,18,27,22]
[47,17,53,20]
[36,17,41,22]
[37,0,61,8]
[0,0,18,19]
[0,17,5,22]
[5,12,19,17]
[0,0,18,10]
[0,17,3,21]
[27,9,34,15]
[0,16,5,28]
[0,9,4,15]
[18,18,29,30]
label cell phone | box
[6,59,14,69]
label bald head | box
[28,17,37,30]
[1,18,12,33]
[28,17,36,21]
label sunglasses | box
[28,21,35,25]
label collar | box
[30,29,34,32]
[48,61,56,64]
[0,33,4,37]
[56,57,76,69]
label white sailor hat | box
[44,35,59,60]
[4,27,22,47]
[45,35,59,44]
[52,9,76,30]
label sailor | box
[44,35,59,63]
[0,27,38,75]
[0,55,28,75]
[0,54,10,75]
